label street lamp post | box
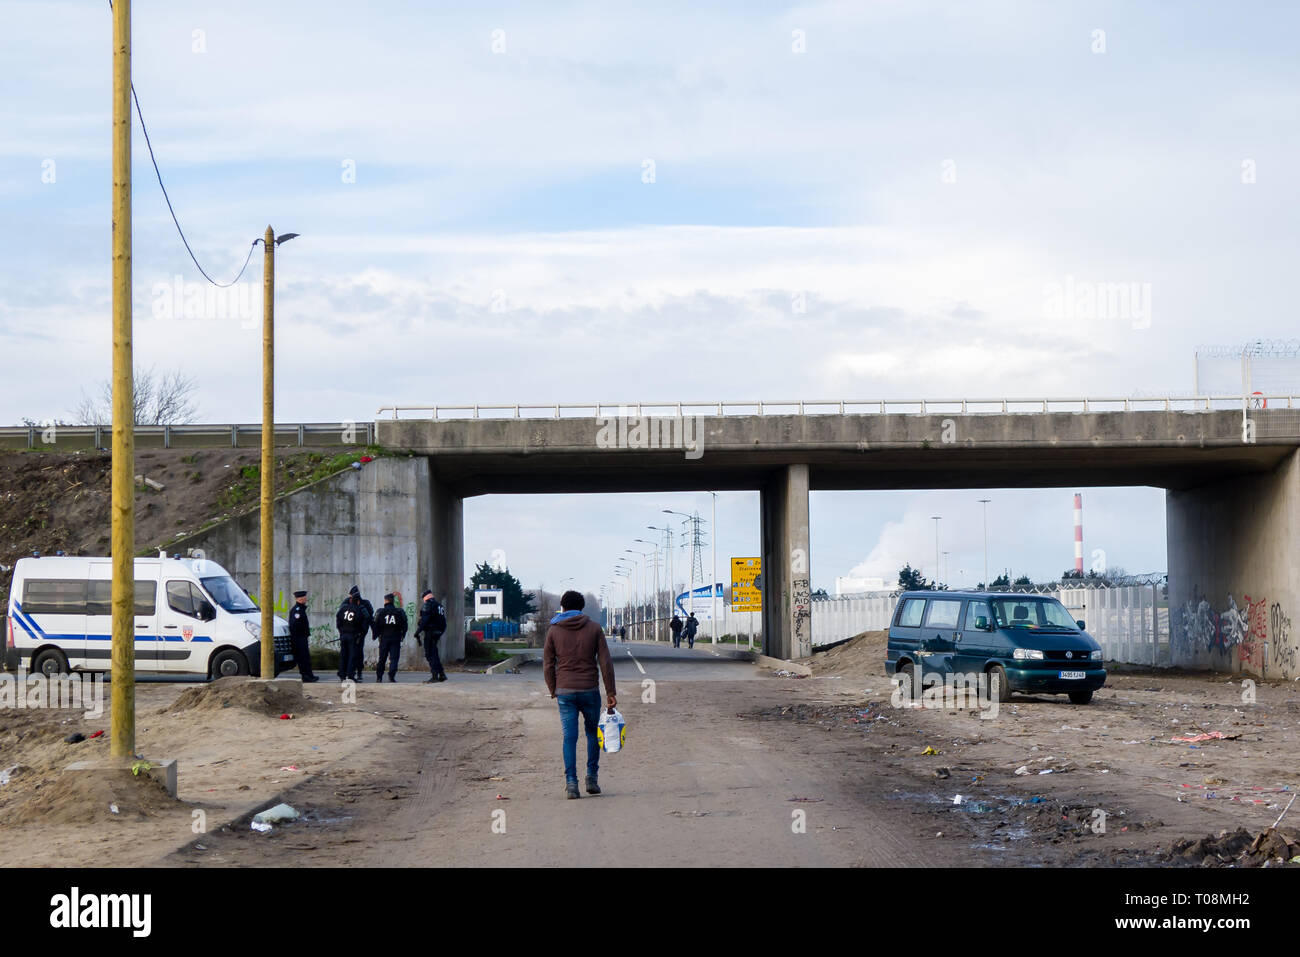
[931,515,941,588]
[978,498,991,587]
[258,227,298,679]
[635,539,661,640]
[626,547,653,641]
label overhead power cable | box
[106,0,258,288]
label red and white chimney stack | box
[1073,493,1084,574]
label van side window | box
[166,581,201,618]
[925,599,963,629]
[897,598,925,627]
[88,581,159,617]
[22,580,87,615]
[964,600,992,630]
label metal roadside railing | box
[0,422,376,452]
[376,394,1300,420]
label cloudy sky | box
[4,1,1298,601]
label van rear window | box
[22,580,87,615]
[897,598,925,627]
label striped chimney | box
[1073,493,1084,574]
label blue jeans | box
[557,689,602,784]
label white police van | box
[5,554,292,679]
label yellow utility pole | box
[260,226,275,679]
[110,0,135,758]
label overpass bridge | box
[374,397,1300,667]
[17,396,1297,673]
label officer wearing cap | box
[288,590,318,682]
[373,592,408,682]
[346,584,374,681]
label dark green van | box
[886,591,1106,704]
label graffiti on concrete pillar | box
[1175,587,1223,658]
[1238,595,1270,677]
[1174,590,1293,679]
[1271,603,1295,676]
[791,577,812,649]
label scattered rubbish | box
[64,732,85,744]
[278,766,301,772]
[253,803,300,824]
[88,730,104,739]
[788,797,823,803]
[952,794,963,805]
[1273,793,1298,829]
[1203,775,1228,787]
[131,760,153,776]
[495,794,509,801]
[109,804,119,814]
[279,713,294,720]
[250,821,273,833]
[1038,769,1054,775]
[1015,765,1030,776]
[194,844,206,851]
[489,776,506,782]
[921,746,941,756]
[1028,796,1046,804]
[0,765,17,787]
[773,670,807,679]
[936,831,943,838]
[933,767,951,780]
[1170,731,1240,743]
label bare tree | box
[71,366,200,426]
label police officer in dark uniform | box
[416,589,448,683]
[347,585,374,681]
[288,589,318,682]
[336,591,366,681]
[374,592,408,683]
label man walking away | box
[374,593,408,683]
[684,612,698,649]
[288,589,318,682]
[543,590,617,800]
[350,585,374,681]
[670,613,683,648]
[416,589,448,683]
[336,591,365,681]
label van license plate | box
[1059,670,1085,680]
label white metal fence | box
[811,594,898,647]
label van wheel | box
[897,661,919,700]
[987,664,1011,703]
[32,649,69,677]
[210,649,249,679]
[1068,689,1093,705]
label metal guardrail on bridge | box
[376,395,1300,420]
[0,422,375,452]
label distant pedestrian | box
[335,590,366,681]
[684,612,698,649]
[416,589,448,683]
[288,589,318,682]
[373,593,408,683]
[543,590,617,799]
[670,613,683,648]
[618,625,626,642]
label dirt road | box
[4,636,1297,867]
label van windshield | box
[200,576,258,613]
[991,597,1079,631]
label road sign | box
[730,557,762,612]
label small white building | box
[474,587,505,619]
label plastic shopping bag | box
[597,706,626,754]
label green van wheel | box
[987,664,1011,703]
[898,661,919,701]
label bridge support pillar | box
[1167,447,1300,678]
[425,470,465,662]
[761,463,813,660]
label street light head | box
[275,232,300,246]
